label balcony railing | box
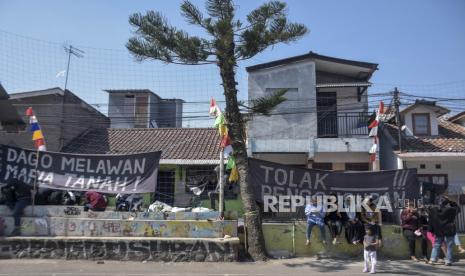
[317,112,370,138]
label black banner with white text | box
[0,145,161,194]
[248,158,419,204]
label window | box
[154,170,175,205]
[412,113,431,136]
[345,163,370,171]
[312,162,333,170]
[417,174,448,190]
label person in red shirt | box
[84,191,107,212]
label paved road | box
[0,258,464,276]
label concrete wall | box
[108,93,135,128]
[157,99,183,128]
[251,153,308,166]
[248,60,317,153]
[262,222,465,259]
[0,237,239,262]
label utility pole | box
[394,87,403,169]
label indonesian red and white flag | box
[209,98,221,117]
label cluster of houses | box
[1,51,464,225]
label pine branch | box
[127,11,214,64]
[181,1,205,26]
[242,88,289,116]
[236,1,308,59]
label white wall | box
[405,160,465,194]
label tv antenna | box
[63,45,84,91]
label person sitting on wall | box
[305,196,327,246]
[1,179,33,236]
[361,197,383,247]
[344,196,365,245]
[84,191,107,212]
[325,194,344,245]
[400,200,427,262]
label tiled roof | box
[63,128,221,162]
[383,119,465,153]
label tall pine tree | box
[127,0,307,260]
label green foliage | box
[246,88,288,116]
[127,11,213,64]
[126,0,308,64]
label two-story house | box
[247,51,378,170]
[379,100,465,196]
[105,89,184,128]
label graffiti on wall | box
[0,239,237,262]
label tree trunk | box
[217,51,267,261]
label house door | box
[154,170,175,205]
[317,92,338,137]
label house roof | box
[8,87,64,99]
[0,83,26,132]
[382,119,465,153]
[400,99,450,116]
[246,51,378,80]
[315,82,371,88]
[449,111,465,123]
[0,83,9,100]
[62,128,222,165]
[104,89,162,99]
[8,87,108,120]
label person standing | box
[305,197,327,246]
[363,228,379,274]
[428,197,459,266]
[361,198,383,246]
[400,201,425,261]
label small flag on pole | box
[368,101,384,167]
[25,107,47,151]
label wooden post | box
[219,150,224,219]
[30,149,40,216]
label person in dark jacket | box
[325,195,344,245]
[400,200,426,261]
[1,179,32,236]
[344,196,365,244]
[84,191,107,212]
[428,197,459,266]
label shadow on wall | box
[263,222,465,260]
